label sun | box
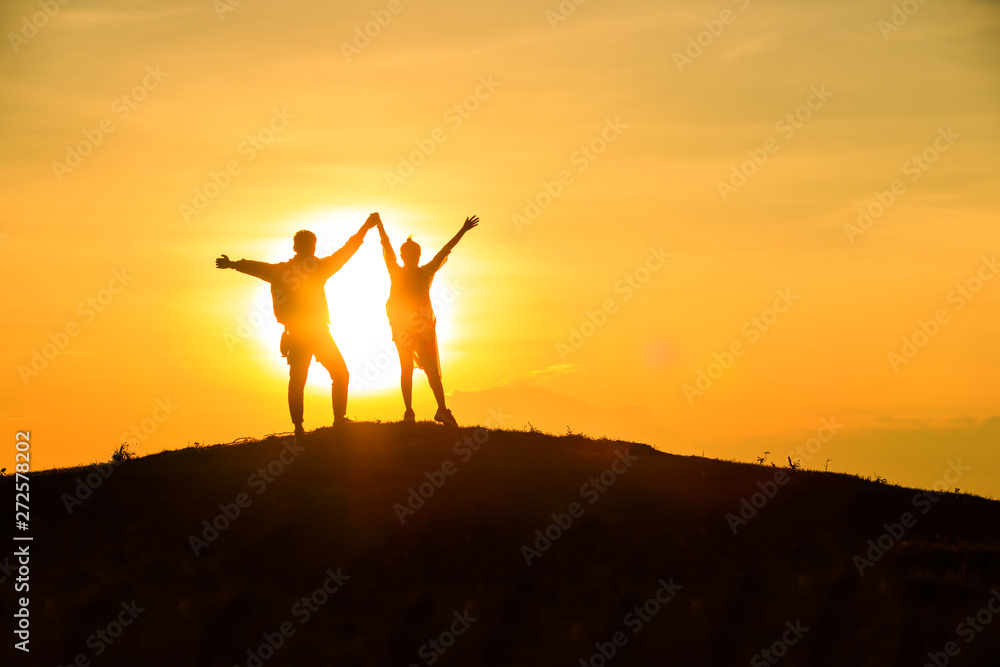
[253,208,459,395]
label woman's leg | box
[395,342,414,414]
[417,336,447,411]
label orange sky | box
[1,0,998,495]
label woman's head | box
[400,236,421,266]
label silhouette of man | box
[216,214,379,435]
[374,213,479,425]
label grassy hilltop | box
[4,422,1000,666]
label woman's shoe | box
[434,408,458,427]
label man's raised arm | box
[216,254,273,282]
[320,214,379,277]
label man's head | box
[293,230,317,257]
[400,236,421,267]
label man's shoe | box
[333,416,353,428]
[434,408,458,427]
[402,409,416,423]
[294,423,305,437]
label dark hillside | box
[4,423,999,666]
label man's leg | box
[314,330,350,420]
[287,339,312,432]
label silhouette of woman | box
[375,213,479,425]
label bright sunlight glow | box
[252,208,460,394]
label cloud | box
[525,363,579,379]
